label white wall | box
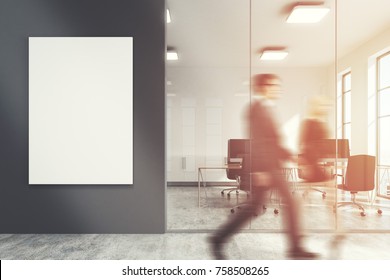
[336,26,390,155]
[258,67,333,153]
[166,67,250,182]
[167,66,331,182]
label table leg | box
[198,168,200,207]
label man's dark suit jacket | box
[247,99,291,173]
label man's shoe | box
[287,248,320,260]
[208,235,227,260]
[330,233,346,249]
[328,234,346,259]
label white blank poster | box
[29,37,133,184]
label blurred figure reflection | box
[298,95,333,182]
[298,95,347,259]
[208,74,319,260]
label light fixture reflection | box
[286,5,330,23]
[259,50,288,61]
[166,9,171,23]
[166,50,178,61]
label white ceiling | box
[166,0,390,68]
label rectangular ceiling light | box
[166,9,171,23]
[286,5,330,23]
[166,50,178,61]
[259,50,288,61]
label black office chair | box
[226,141,277,215]
[221,139,250,199]
[296,154,328,199]
[296,139,350,199]
[337,154,382,216]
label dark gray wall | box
[0,0,166,233]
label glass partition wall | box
[167,0,390,233]
[249,0,336,232]
[166,0,251,230]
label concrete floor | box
[2,186,390,260]
[2,232,390,260]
